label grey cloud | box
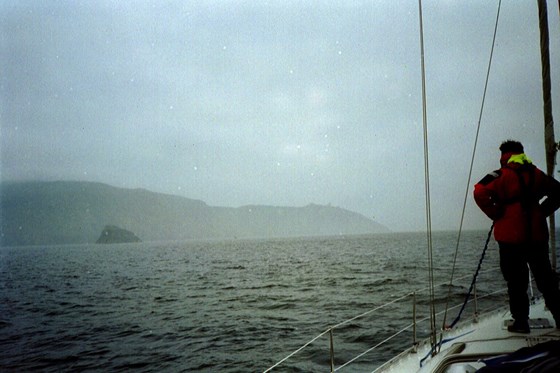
[1,1,559,232]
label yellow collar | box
[507,153,532,165]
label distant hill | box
[0,181,389,246]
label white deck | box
[377,300,560,372]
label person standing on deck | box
[474,140,560,333]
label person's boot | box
[507,319,530,334]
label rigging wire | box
[416,0,437,352]
[441,0,502,330]
[447,223,494,329]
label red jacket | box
[473,152,560,244]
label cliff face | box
[0,181,389,246]
[96,225,141,244]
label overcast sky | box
[1,1,559,232]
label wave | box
[1,231,499,372]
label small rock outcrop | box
[96,225,141,244]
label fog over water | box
[2,1,559,232]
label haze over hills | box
[0,181,389,246]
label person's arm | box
[473,171,503,220]
[539,173,560,217]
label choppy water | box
[1,231,508,372]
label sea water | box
[0,231,508,372]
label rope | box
[447,223,494,329]
[264,269,505,372]
[417,0,437,351]
[330,292,413,330]
[263,329,331,372]
[441,0,502,330]
[336,323,412,371]
[264,292,413,372]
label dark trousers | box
[499,242,560,322]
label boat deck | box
[379,301,560,372]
